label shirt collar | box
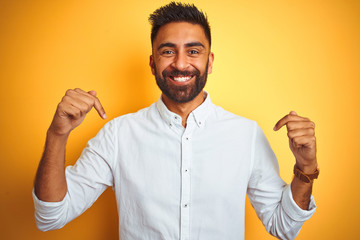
[156,91,212,128]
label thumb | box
[88,90,97,97]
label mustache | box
[162,69,200,78]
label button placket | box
[180,125,193,240]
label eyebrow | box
[157,42,205,51]
[185,42,205,48]
[157,42,176,50]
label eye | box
[189,50,199,54]
[162,50,174,55]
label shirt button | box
[186,137,189,140]
[185,169,188,172]
[169,123,173,127]
[184,204,188,208]
[199,121,202,125]
[174,116,178,120]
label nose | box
[171,52,189,71]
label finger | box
[287,128,315,139]
[86,90,106,118]
[286,121,315,131]
[70,99,92,114]
[66,105,84,119]
[291,135,316,148]
[88,90,97,97]
[65,89,90,103]
[73,88,97,101]
[74,88,90,95]
[57,101,84,120]
[62,93,92,114]
[78,89,106,119]
[93,97,107,119]
[273,112,309,131]
[69,89,106,119]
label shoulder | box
[210,104,257,130]
[108,103,156,125]
[98,103,159,137]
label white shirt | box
[33,94,316,240]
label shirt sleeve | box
[247,123,316,240]
[33,121,117,231]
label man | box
[33,2,318,239]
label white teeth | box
[173,76,192,82]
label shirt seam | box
[249,121,258,182]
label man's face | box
[150,22,214,103]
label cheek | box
[193,63,207,74]
[155,58,171,73]
[192,57,209,70]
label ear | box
[149,55,155,75]
[207,52,214,74]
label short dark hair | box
[148,2,211,48]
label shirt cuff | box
[32,189,68,207]
[282,184,317,222]
[32,189,69,231]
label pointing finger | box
[67,88,107,119]
[92,95,107,119]
[71,88,106,119]
[78,89,107,119]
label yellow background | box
[1,0,359,239]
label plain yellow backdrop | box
[1,0,359,239]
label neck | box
[162,91,205,128]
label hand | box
[49,88,106,136]
[273,111,317,174]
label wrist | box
[300,165,318,175]
[47,128,70,142]
[295,160,318,174]
[47,123,71,138]
[293,164,319,183]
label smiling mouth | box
[170,75,193,82]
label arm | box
[247,122,316,240]
[273,111,318,210]
[34,88,106,202]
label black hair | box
[148,2,211,48]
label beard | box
[154,62,209,103]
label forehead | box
[154,22,209,49]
